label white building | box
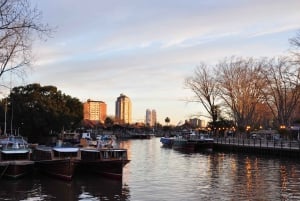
[145,109,157,127]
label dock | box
[213,138,300,158]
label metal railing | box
[215,137,300,150]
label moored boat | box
[172,130,214,151]
[160,136,174,147]
[77,148,130,179]
[193,134,214,150]
[0,135,34,179]
[128,131,155,139]
[76,137,130,179]
[32,144,79,180]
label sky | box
[16,0,300,125]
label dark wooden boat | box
[172,130,214,151]
[76,144,130,179]
[0,135,34,179]
[32,145,79,180]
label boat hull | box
[172,140,196,151]
[160,137,174,147]
[77,148,130,179]
[194,141,214,151]
[0,135,33,179]
[0,160,34,179]
[173,139,214,151]
[35,159,75,181]
[77,159,130,179]
[130,133,155,139]
[32,146,79,180]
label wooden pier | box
[213,138,300,158]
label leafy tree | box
[0,0,51,80]
[5,83,82,142]
[104,116,114,128]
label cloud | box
[29,0,300,123]
[249,24,300,38]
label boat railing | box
[2,136,29,151]
[175,133,213,141]
[99,149,128,160]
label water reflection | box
[0,173,129,201]
[2,138,300,200]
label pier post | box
[259,139,261,148]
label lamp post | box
[245,125,251,139]
[279,125,286,139]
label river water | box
[1,137,300,201]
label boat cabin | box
[80,149,128,161]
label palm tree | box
[165,117,170,125]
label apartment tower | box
[83,99,107,123]
[115,94,132,124]
[145,109,157,127]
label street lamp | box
[280,125,286,129]
[246,125,251,131]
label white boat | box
[0,135,34,179]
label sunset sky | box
[23,0,300,125]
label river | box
[1,137,300,200]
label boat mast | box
[4,97,7,135]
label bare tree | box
[260,57,300,127]
[289,31,300,62]
[185,63,220,127]
[216,57,265,131]
[0,0,50,79]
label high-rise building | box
[145,109,157,127]
[146,109,152,126]
[189,118,206,128]
[151,109,157,126]
[83,99,107,123]
[115,94,132,124]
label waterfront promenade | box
[214,137,300,158]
